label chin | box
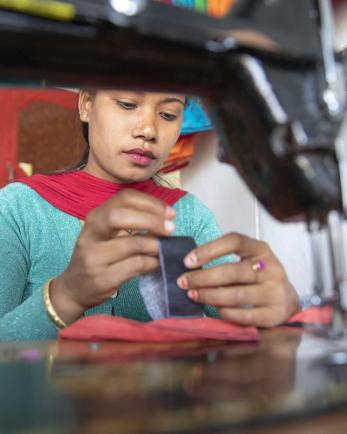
[116,170,154,184]
[129,165,159,181]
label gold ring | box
[251,260,265,272]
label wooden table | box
[1,328,347,434]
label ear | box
[78,89,93,122]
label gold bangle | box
[43,279,67,329]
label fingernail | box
[177,276,188,289]
[187,290,198,301]
[165,206,176,219]
[184,253,198,268]
[164,220,175,233]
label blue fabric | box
[172,0,195,7]
[181,98,212,135]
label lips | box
[123,148,156,166]
[124,148,156,159]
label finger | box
[83,208,175,241]
[100,255,160,293]
[84,235,160,266]
[186,285,266,307]
[177,259,266,289]
[109,208,175,236]
[218,306,284,328]
[183,233,271,268]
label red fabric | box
[16,170,187,220]
[59,315,260,343]
[287,306,335,325]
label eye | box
[160,112,178,121]
[117,100,137,110]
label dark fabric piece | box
[139,237,204,319]
[159,236,204,317]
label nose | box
[132,109,158,144]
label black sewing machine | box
[0,0,345,219]
[0,0,347,333]
[3,3,347,434]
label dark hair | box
[78,121,90,169]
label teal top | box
[0,183,230,341]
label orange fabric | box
[208,0,234,18]
[161,133,199,174]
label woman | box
[0,89,300,341]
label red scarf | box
[16,171,187,220]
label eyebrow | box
[161,97,185,106]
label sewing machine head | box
[0,0,346,223]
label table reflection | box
[1,330,347,434]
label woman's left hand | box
[177,233,300,328]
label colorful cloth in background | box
[181,98,212,135]
[161,133,199,173]
[157,0,234,18]
[163,98,212,173]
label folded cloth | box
[59,315,260,342]
[286,306,335,326]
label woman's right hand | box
[50,189,176,325]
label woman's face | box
[79,89,185,183]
